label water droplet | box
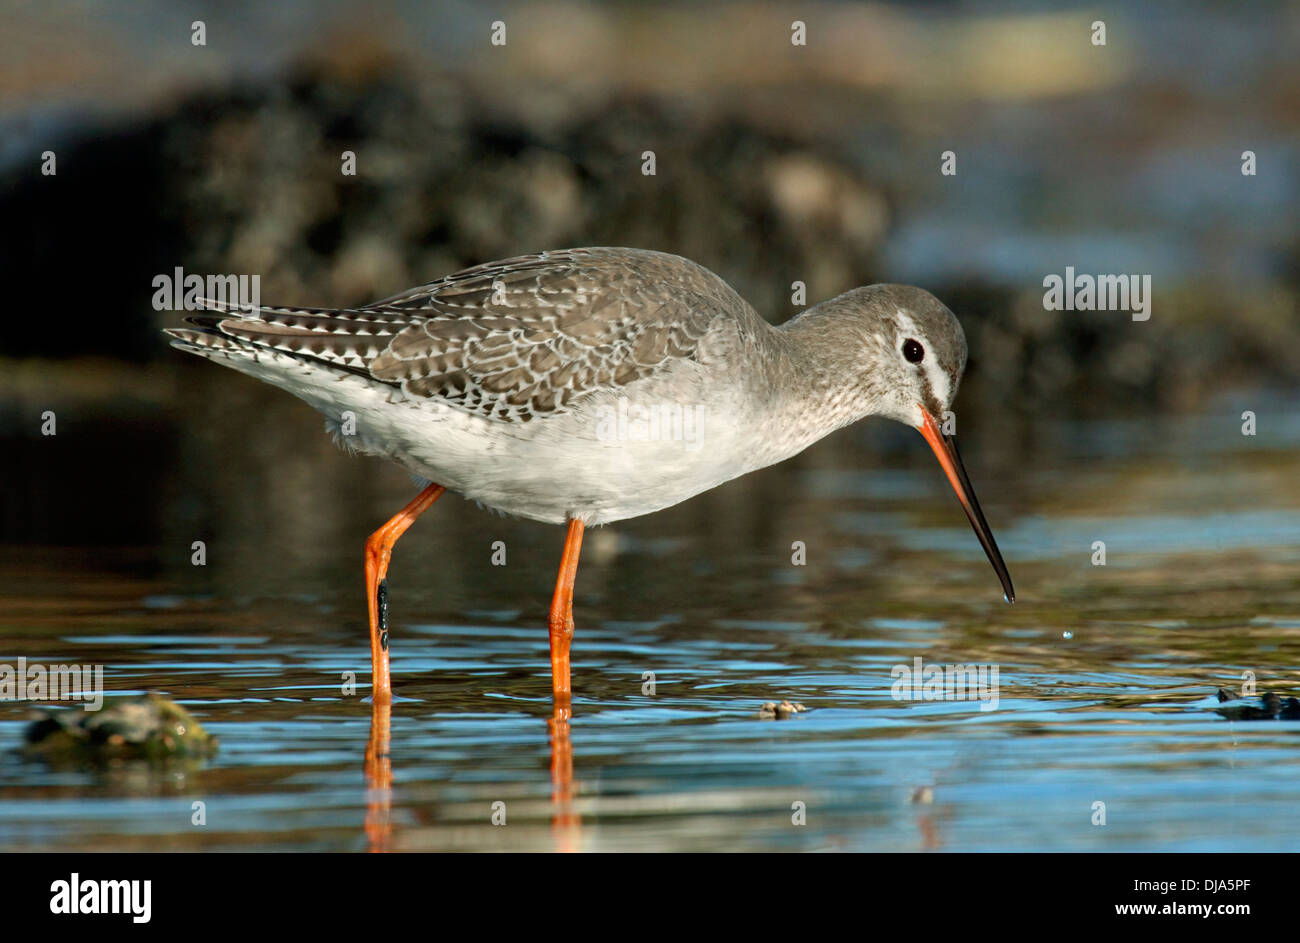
[1062,631,1074,640]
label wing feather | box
[182,247,758,423]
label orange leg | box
[364,482,445,704]
[547,518,585,701]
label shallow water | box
[1,376,1298,852]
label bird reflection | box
[363,695,581,852]
[549,698,581,851]
[363,698,392,853]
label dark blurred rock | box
[146,70,894,322]
[23,693,217,761]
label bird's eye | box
[903,338,925,363]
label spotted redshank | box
[167,247,1014,704]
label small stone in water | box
[1211,687,1300,720]
[757,700,808,719]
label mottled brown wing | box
[361,247,753,422]
[189,248,754,423]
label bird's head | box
[824,284,969,427]
[800,284,1015,603]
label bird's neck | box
[741,307,886,468]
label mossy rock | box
[22,693,217,760]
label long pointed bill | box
[917,408,1015,603]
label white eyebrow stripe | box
[926,360,951,407]
[894,309,951,408]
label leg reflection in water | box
[549,700,580,851]
[362,697,583,852]
[364,698,392,853]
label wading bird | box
[167,248,1014,704]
